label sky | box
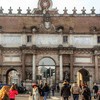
[0,0,100,14]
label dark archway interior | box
[79,68,90,84]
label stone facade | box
[0,0,100,86]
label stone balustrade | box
[0,6,99,16]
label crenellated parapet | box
[0,6,98,16]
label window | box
[63,36,68,43]
[97,36,100,43]
[27,35,32,43]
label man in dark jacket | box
[42,83,50,100]
[93,83,99,99]
[61,81,71,100]
[82,84,91,100]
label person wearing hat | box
[32,83,40,100]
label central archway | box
[37,57,56,86]
[77,68,90,86]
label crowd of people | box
[0,81,100,100]
[30,80,100,100]
[29,81,60,100]
[61,81,100,100]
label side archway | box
[77,68,90,86]
[6,68,20,85]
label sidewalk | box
[46,92,97,100]
[47,96,60,100]
[15,92,97,100]
[47,92,61,100]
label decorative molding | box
[74,49,93,54]
[59,50,73,54]
[3,48,21,54]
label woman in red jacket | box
[9,84,18,100]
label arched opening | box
[37,57,56,86]
[77,69,90,87]
[6,69,20,85]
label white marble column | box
[60,55,63,81]
[32,54,36,81]
[95,55,99,82]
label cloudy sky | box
[0,0,100,14]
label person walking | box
[51,84,55,96]
[72,82,80,100]
[82,84,91,100]
[32,83,40,100]
[57,84,60,93]
[61,81,71,100]
[93,83,99,99]
[42,83,50,100]
[9,84,18,100]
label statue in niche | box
[63,71,70,82]
[26,71,32,80]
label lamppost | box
[49,67,51,85]
[75,74,77,82]
[89,75,92,90]
[45,68,48,83]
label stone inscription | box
[73,36,93,46]
[75,57,91,63]
[2,35,21,46]
[35,34,62,46]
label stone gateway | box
[0,0,99,87]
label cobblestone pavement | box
[15,93,97,100]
